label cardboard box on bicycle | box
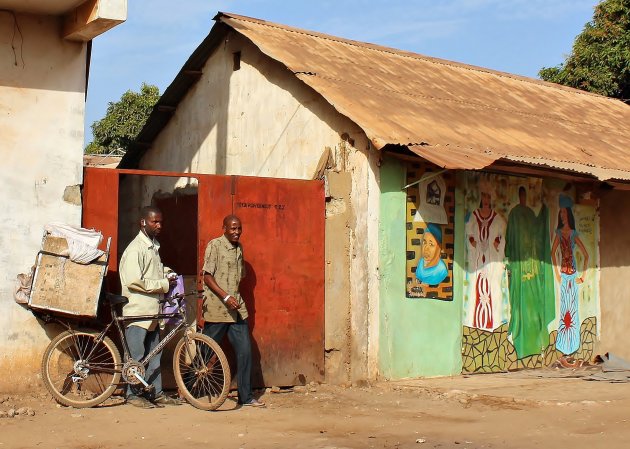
[28,235,109,318]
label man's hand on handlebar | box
[167,272,178,287]
[159,291,196,306]
[159,296,176,306]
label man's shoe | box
[242,398,265,407]
[127,395,155,409]
[153,394,182,406]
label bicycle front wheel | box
[173,333,231,411]
[41,329,121,408]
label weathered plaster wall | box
[141,32,380,383]
[598,189,630,360]
[143,32,368,180]
[378,157,463,378]
[347,144,381,382]
[324,172,353,383]
[0,13,87,391]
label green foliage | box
[85,83,160,155]
[539,0,630,101]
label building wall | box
[140,32,380,383]
[0,13,87,391]
[380,157,604,378]
[378,157,464,378]
[599,189,630,361]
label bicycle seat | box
[105,293,129,307]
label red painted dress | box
[466,209,506,331]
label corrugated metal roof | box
[122,12,630,182]
[406,146,630,182]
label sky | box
[85,0,600,145]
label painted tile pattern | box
[462,317,597,373]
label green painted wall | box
[378,157,464,378]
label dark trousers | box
[202,316,253,404]
[125,325,162,398]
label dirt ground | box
[0,371,628,449]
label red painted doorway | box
[82,167,325,386]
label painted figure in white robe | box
[465,183,507,331]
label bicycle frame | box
[115,311,190,366]
[73,296,192,377]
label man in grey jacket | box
[119,206,181,408]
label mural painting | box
[406,162,455,300]
[462,173,599,373]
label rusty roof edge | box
[406,145,499,170]
[500,154,630,172]
[404,145,630,182]
[501,155,630,181]
[406,143,630,176]
[217,12,627,106]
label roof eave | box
[119,20,231,169]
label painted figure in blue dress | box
[550,194,589,355]
[415,223,448,286]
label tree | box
[539,0,630,102]
[85,83,160,154]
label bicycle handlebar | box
[158,291,198,306]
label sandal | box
[127,395,156,409]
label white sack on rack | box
[44,222,105,264]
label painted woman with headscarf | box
[465,180,506,331]
[415,223,448,286]
[551,194,589,355]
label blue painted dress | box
[555,229,580,355]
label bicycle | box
[40,292,231,411]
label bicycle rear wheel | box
[173,333,231,411]
[41,329,121,408]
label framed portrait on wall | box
[405,162,455,300]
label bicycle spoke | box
[193,356,221,397]
[70,332,86,360]
[173,334,230,410]
[43,331,121,408]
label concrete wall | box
[0,13,87,391]
[378,158,607,378]
[378,157,464,378]
[140,32,380,383]
[598,189,630,360]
